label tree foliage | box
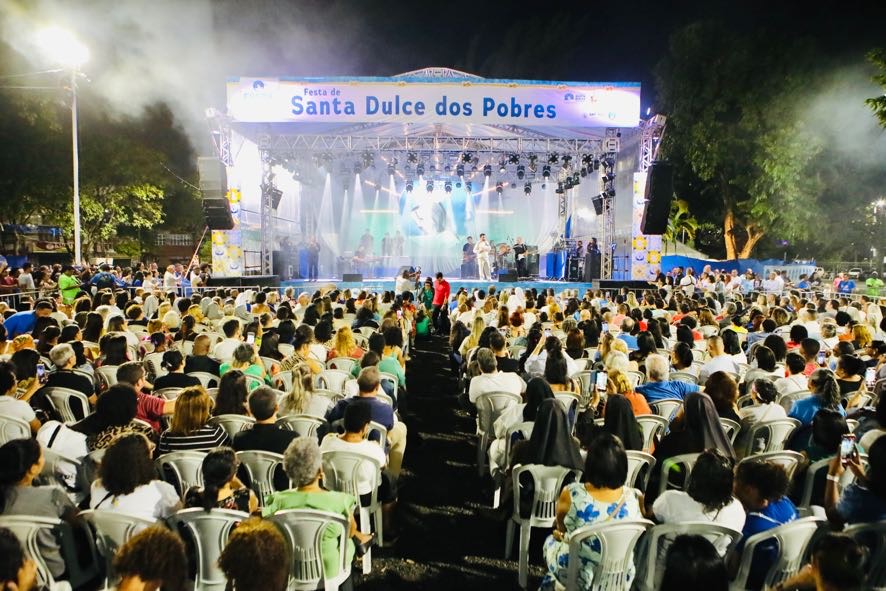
[655,22,824,259]
[867,49,886,127]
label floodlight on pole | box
[37,27,88,265]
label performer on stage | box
[381,232,392,257]
[474,233,492,281]
[307,236,320,281]
[583,237,601,282]
[462,236,476,278]
[513,236,528,279]
[394,230,405,257]
[359,229,374,254]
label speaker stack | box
[198,157,234,230]
[640,161,674,235]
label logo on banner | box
[252,80,265,90]
[563,92,586,103]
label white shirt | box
[738,402,787,427]
[163,271,178,289]
[698,354,739,383]
[774,374,808,396]
[469,371,526,403]
[679,275,696,296]
[212,338,242,361]
[17,272,35,291]
[394,276,412,294]
[474,240,491,256]
[0,396,36,423]
[319,434,387,495]
[653,491,746,555]
[525,350,579,379]
[90,479,180,521]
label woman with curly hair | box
[219,518,289,591]
[89,433,180,521]
[113,526,188,591]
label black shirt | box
[153,373,201,391]
[184,355,221,376]
[495,355,521,374]
[233,423,298,454]
[41,370,95,396]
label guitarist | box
[462,236,476,278]
[513,236,528,279]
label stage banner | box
[227,77,641,128]
[211,187,245,277]
[631,172,662,281]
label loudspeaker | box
[640,161,674,235]
[199,157,234,230]
[342,273,363,282]
[499,272,518,282]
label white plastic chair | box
[505,464,582,588]
[187,371,219,388]
[81,509,156,588]
[378,371,400,402]
[260,356,280,373]
[236,450,288,504]
[494,421,535,508]
[154,387,182,400]
[730,517,824,591]
[796,454,864,514]
[277,414,325,438]
[573,358,591,372]
[269,509,352,591]
[357,326,376,338]
[625,451,657,491]
[637,521,742,591]
[244,374,265,392]
[635,415,668,453]
[670,371,698,385]
[176,340,195,356]
[143,352,167,380]
[44,387,91,424]
[719,417,741,444]
[737,450,804,482]
[777,390,810,413]
[96,365,119,389]
[0,515,75,591]
[317,369,351,393]
[475,391,522,476]
[274,369,294,392]
[278,343,295,358]
[649,398,683,421]
[208,414,255,440]
[573,370,595,408]
[321,450,384,574]
[741,418,800,457]
[565,519,654,591]
[156,450,206,496]
[844,520,886,589]
[657,452,701,496]
[627,370,646,387]
[0,415,31,444]
[168,508,248,591]
[326,357,358,373]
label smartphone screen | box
[601,322,609,333]
[36,363,46,383]
[595,371,608,391]
[840,434,856,461]
[246,333,256,345]
[865,367,877,388]
[817,351,827,366]
[544,328,552,338]
[499,327,508,335]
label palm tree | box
[662,199,699,254]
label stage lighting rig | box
[564,177,574,190]
[483,164,492,177]
[416,163,425,177]
[516,165,525,180]
[573,172,581,185]
[548,153,559,164]
[528,154,539,171]
[524,182,532,195]
[542,165,551,179]
[499,159,507,173]
[465,181,473,192]
[461,152,473,163]
[444,181,452,193]
[508,153,520,165]
[362,151,374,169]
[455,181,462,189]
[407,152,418,164]
[580,167,588,178]
[562,155,572,166]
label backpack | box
[94,272,115,290]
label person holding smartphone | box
[824,434,886,527]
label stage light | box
[37,26,90,67]
[407,152,418,164]
[405,181,413,192]
[444,165,451,173]
[387,163,395,176]
[542,165,551,179]
[461,152,473,163]
[562,155,572,165]
[541,183,547,190]
[524,182,532,195]
[606,187,616,197]
[444,181,452,193]
[465,181,473,192]
[508,153,520,165]
[416,164,425,177]
[548,153,559,164]
[516,165,525,180]
[483,165,492,177]
[604,172,616,182]
[495,182,503,194]
[528,155,538,170]
[354,163,362,174]
[426,180,434,192]
[580,167,588,177]
[456,164,464,177]
[573,172,581,185]
[593,159,600,171]
[602,156,615,168]
[499,159,507,173]
[582,154,593,166]
[455,181,462,189]
[555,182,564,194]
[564,177,574,190]
[362,151,374,168]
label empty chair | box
[635,415,668,453]
[168,508,248,591]
[844,520,886,589]
[326,357,357,373]
[719,417,741,444]
[0,415,31,444]
[565,519,654,591]
[730,517,824,590]
[274,369,293,392]
[475,391,522,476]
[649,398,683,421]
[740,418,800,457]
[43,387,91,424]
[269,509,352,591]
[572,370,594,407]
[187,371,219,388]
[505,464,582,588]
[208,414,256,440]
[81,509,156,587]
[277,414,325,438]
[508,345,526,359]
[636,521,743,591]
[321,450,385,574]
[156,450,206,496]
[625,451,656,491]
[236,450,288,503]
[317,369,351,393]
[657,452,702,496]
[96,365,119,388]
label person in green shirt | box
[58,265,81,306]
[866,273,884,297]
[419,279,435,312]
[219,343,271,390]
[263,437,373,580]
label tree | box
[662,199,698,252]
[867,49,886,127]
[655,22,824,259]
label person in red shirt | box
[432,272,451,334]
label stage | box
[280,277,653,294]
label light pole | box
[36,27,89,264]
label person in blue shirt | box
[824,435,886,528]
[837,274,856,294]
[2,301,53,338]
[89,264,126,290]
[731,459,799,589]
[635,353,700,402]
[616,318,638,350]
[796,274,810,290]
[788,369,845,427]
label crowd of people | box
[0,257,885,590]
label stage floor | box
[281,277,599,293]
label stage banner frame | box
[631,172,662,281]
